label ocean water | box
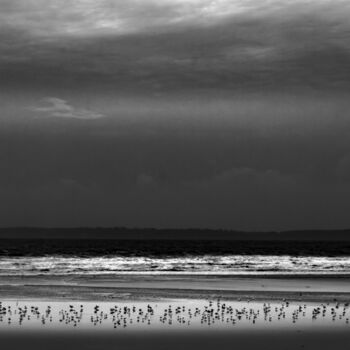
[0,239,349,276]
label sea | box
[0,239,349,276]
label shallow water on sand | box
[0,299,349,332]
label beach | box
[0,274,349,349]
[0,239,349,349]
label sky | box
[1,0,350,230]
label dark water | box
[0,239,349,257]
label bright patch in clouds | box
[30,97,104,120]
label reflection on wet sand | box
[1,299,349,331]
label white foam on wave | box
[0,255,349,276]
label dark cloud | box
[0,1,350,93]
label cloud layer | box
[0,0,293,36]
[1,93,350,229]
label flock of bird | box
[0,299,349,330]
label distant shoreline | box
[1,227,350,240]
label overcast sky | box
[1,0,350,230]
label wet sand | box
[0,330,349,350]
[0,297,349,350]
[1,274,350,301]
[0,298,349,330]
